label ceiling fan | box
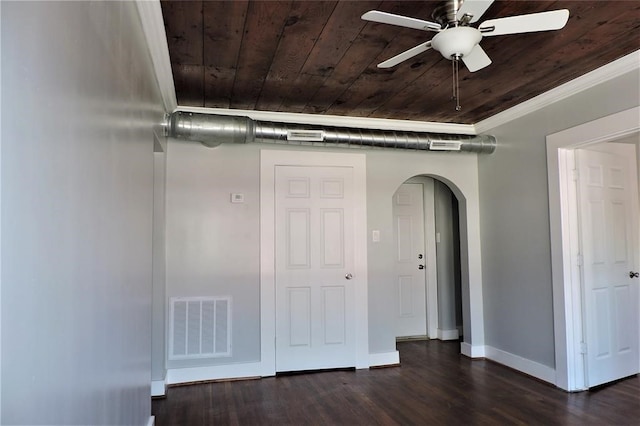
[362,0,570,110]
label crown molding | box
[177,106,477,135]
[136,0,177,112]
[474,50,640,134]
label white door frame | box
[259,149,369,376]
[547,106,640,391]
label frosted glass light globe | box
[431,27,482,59]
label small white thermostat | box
[231,193,245,203]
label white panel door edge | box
[546,106,640,391]
[576,144,639,387]
[260,150,368,376]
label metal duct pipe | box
[168,111,496,154]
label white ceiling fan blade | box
[479,9,570,36]
[378,42,432,68]
[462,44,491,72]
[361,10,441,32]
[456,0,494,24]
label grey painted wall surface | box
[165,142,262,368]
[152,152,167,382]
[164,142,481,367]
[478,69,640,368]
[434,181,461,333]
[1,2,164,424]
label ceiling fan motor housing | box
[431,26,482,59]
[431,0,463,27]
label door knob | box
[345,273,353,280]
[418,265,425,270]
[630,271,639,278]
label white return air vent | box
[169,297,231,360]
[429,140,462,151]
[287,129,325,142]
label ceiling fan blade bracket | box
[456,0,494,24]
[459,14,474,26]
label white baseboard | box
[460,342,486,358]
[484,346,556,384]
[166,361,264,385]
[369,351,400,367]
[151,380,166,397]
[147,416,155,426]
[165,353,403,385]
[437,328,459,341]
[165,350,410,384]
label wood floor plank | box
[152,340,640,425]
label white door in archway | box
[393,183,427,337]
[576,143,639,387]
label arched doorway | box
[392,176,463,343]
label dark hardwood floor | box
[152,340,640,425]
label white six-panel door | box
[576,144,639,387]
[275,165,356,372]
[393,183,427,338]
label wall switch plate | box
[231,193,245,203]
[372,230,380,242]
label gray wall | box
[165,142,262,368]
[164,141,481,368]
[1,2,165,424]
[434,181,462,334]
[478,68,640,368]
[152,152,167,382]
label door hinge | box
[576,253,583,267]
[580,342,587,355]
[572,169,579,181]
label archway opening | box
[391,175,464,346]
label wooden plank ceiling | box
[161,1,639,124]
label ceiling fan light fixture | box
[431,26,482,60]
